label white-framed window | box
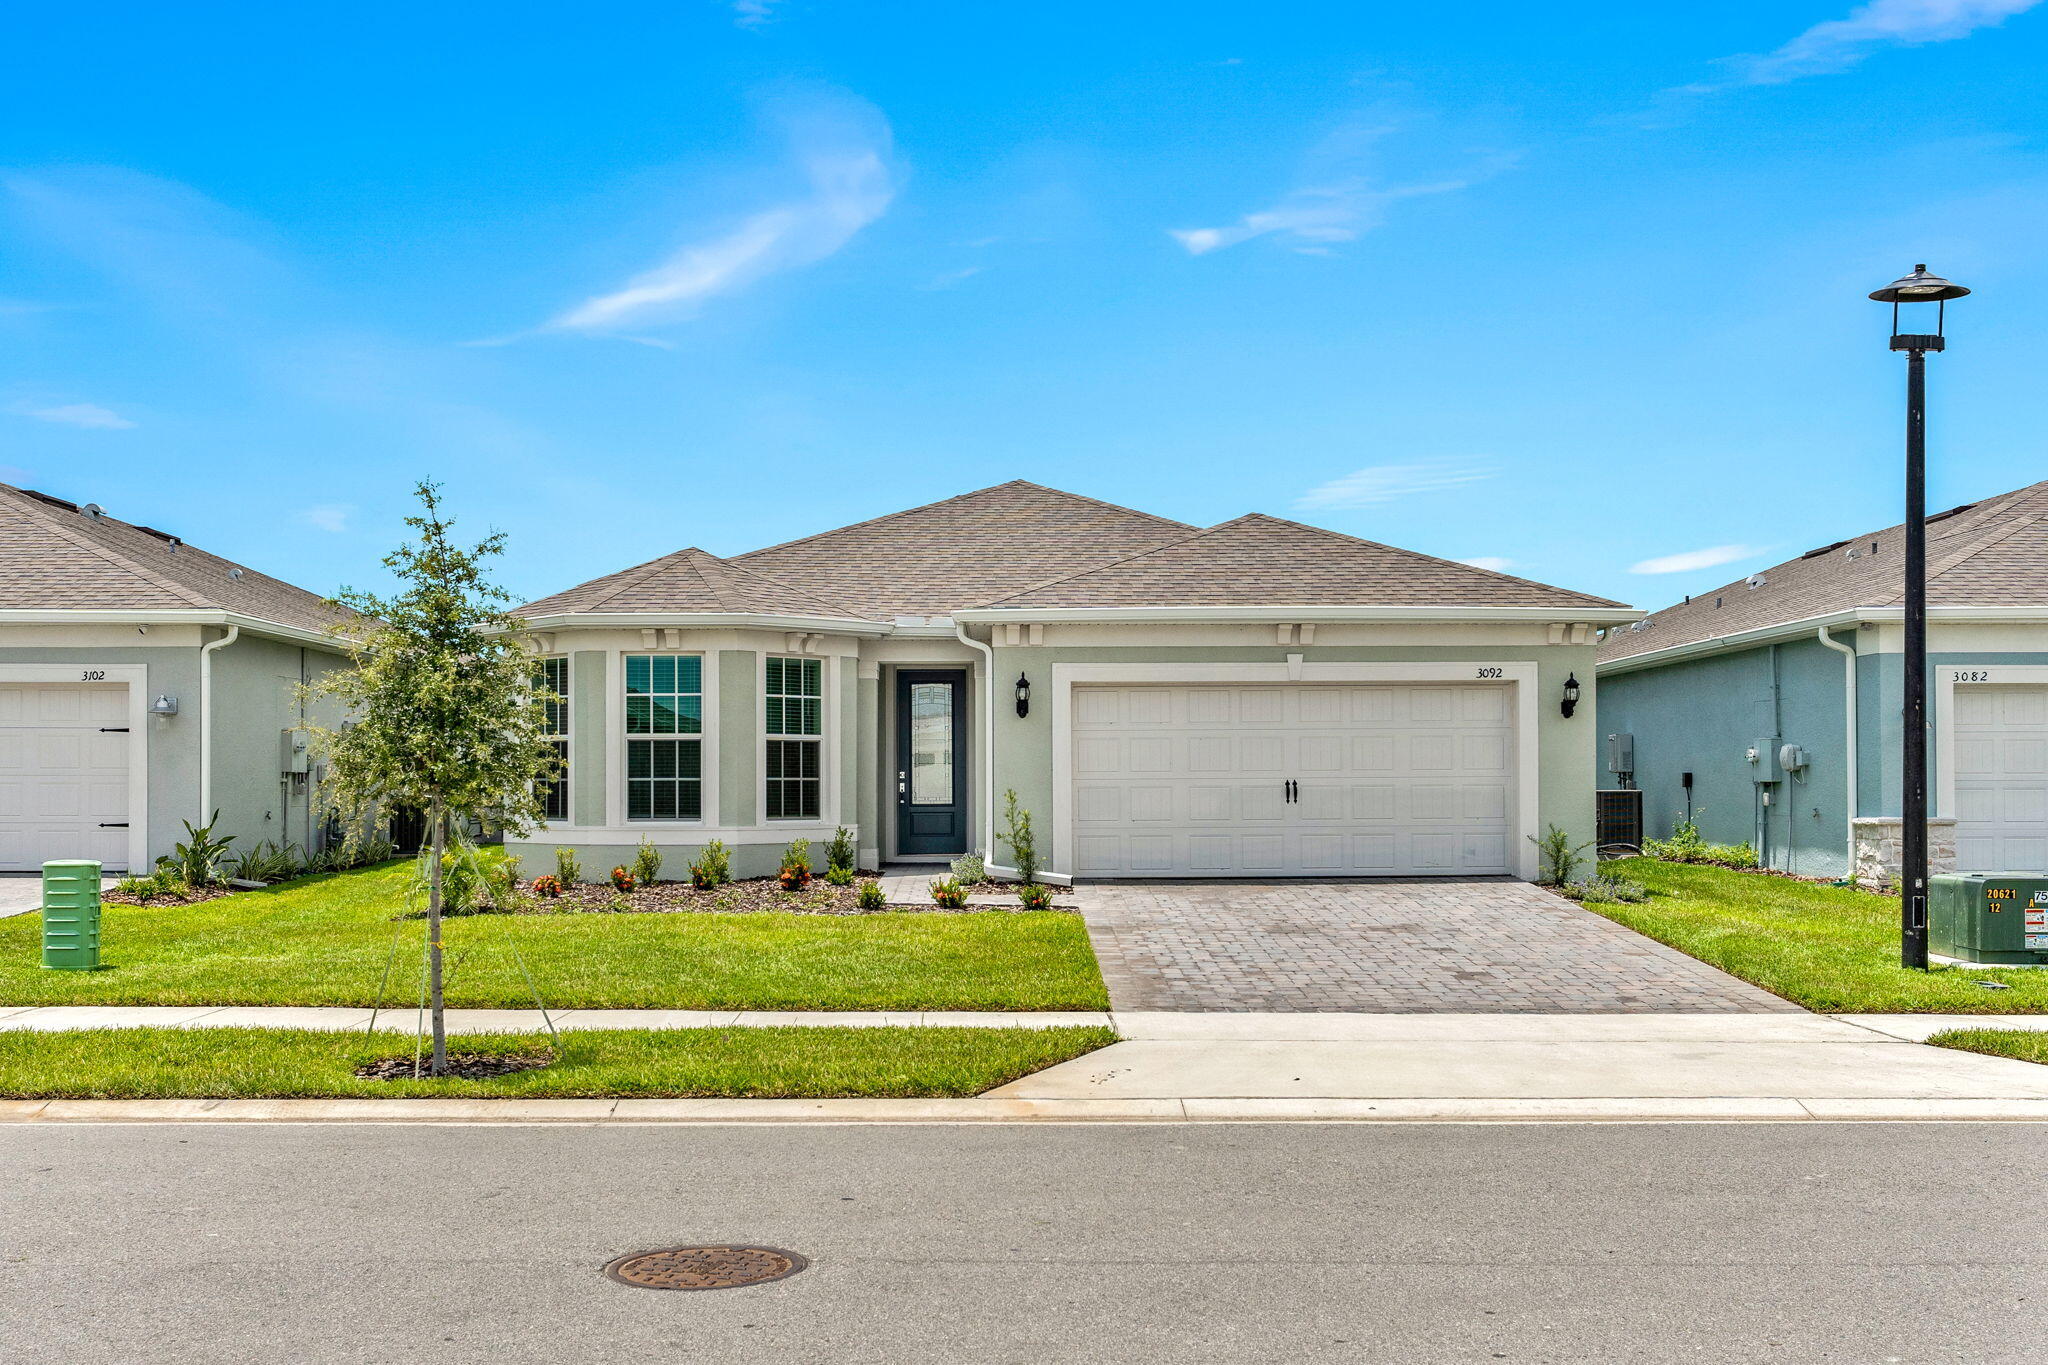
[624,653,703,820]
[537,656,570,822]
[765,655,822,820]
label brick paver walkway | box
[1079,880,1801,1014]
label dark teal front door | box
[896,670,967,857]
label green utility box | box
[1929,874,2048,967]
[40,860,103,971]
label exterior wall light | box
[1560,674,1580,719]
[150,694,180,718]
[1015,673,1031,718]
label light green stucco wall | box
[718,650,756,828]
[991,641,1601,874]
[208,633,349,858]
[570,651,607,826]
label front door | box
[896,670,967,857]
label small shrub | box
[554,847,582,885]
[950,853,987,885]
[690,839,732,889]
[825,826,857,874]
[483,853,520,906]
[530,873,563,899]
[855,880,887,910]
[997,789,1039,883]
[929,877,968,908]
[631,838,663,887]
[1527,824,1592,886]
[1572,875,1649,905]
[114,873,171,901]
[778,838,813,891]
[1016,882,1055,910]
[825,865,856,887]
[166,813,237,887]
[1645,816,1760,869]
[610,866,635,893]
[228,839,304,884]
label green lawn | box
[1582,859,2048,1013]
[0,1025,1116,1099]
[1925,1028,2048,1066]
[0,863,1108,1011]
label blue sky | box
[4,1,2046,609]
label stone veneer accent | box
[1852,817,1958,888]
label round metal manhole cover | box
[603,1245,808,1291]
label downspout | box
[953,621,996,864]
[198,624,240,822]
[1818,624,1858,879]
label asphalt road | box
[3,1121,2044,1364]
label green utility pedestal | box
[1928,874,2048,967]
[41,860,103,971]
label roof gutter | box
[953,619,997,870]
[0,609,346,650]
[953,604,1642,625]
[1598,605,2048,676]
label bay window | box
[625,654,702,820]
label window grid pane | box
[535,658,570,822]
[623,654,703,821]
[764,656,823,820]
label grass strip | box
[1924,1028,2048,1066]
[0,863,1108,1011]
[1576,859,2048,1013]
[0,1025,1117,1099]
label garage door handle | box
[1284,780,1297,803]
[100,727,130,733]
[99,823,129,828]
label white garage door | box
[0,683,132,873]
[1071,684,1514,877]
[1954,684,2048,874]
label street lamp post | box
[1869,265,1969,970]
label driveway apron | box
[1078,879,1800,1014]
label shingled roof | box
[0,482,351,637]
[975,514,1630,611]
[518,546,872,620]
[731,481,1196,618]
[1599,477,2048,665]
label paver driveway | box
[1079,879,1800,1013]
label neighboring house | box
[0,483,353,873]
[512,481,1633,882]
[1597,478,2048,883]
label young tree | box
[305,481,560,1075]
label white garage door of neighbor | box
[0,682,132,873]
[1071,683,1514,877]
[1954,684,2048,874]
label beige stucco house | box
[512,482,1638,882]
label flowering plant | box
[610,866,635,893]
[531,874,563,900]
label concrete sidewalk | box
[4,1008,2048,1123]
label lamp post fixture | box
[1869,264,1969,970]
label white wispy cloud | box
[548,93,895,335]
[1295,461,1496,511]
[918,265,984,291]
[1629,544,1767,575]
[1170,120,1484,256]
[11,401,135,430]
[1696,0,2042,88]
[731,0,778,28]
[1457,556,1514,572]
[299,503,352,533]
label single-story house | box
[0,482,353,873]
[1596,477,2048,883]
[511,480,1635,882]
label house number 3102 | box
[80,670,106,681]
[1476,667,1504,679]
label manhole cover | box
[603,1245,807,1291]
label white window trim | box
[1934,663,2048,821]
[757,652,836,825]
[1048,661,1541,881]
[0,663,149,873]
[612,649,717,827]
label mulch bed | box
[513,876,1045,916]
[100,884,238,908]
[355,1050,555,1082]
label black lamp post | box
[1869,264,1969,970]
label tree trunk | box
[427,801,448,1077]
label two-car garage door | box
[1072,683,1514,877]
[0,683,131,873]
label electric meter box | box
[1928,875,2048,967]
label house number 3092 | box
[1476,668,1504,679]
[80,670,106,681]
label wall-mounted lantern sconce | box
[1560,674,1580,719]
[150,694,180,719]
[1015,673,1031,718]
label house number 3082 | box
[80,670,106,681]
[1952,670,1991,682]
[1476,668,1504,679]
